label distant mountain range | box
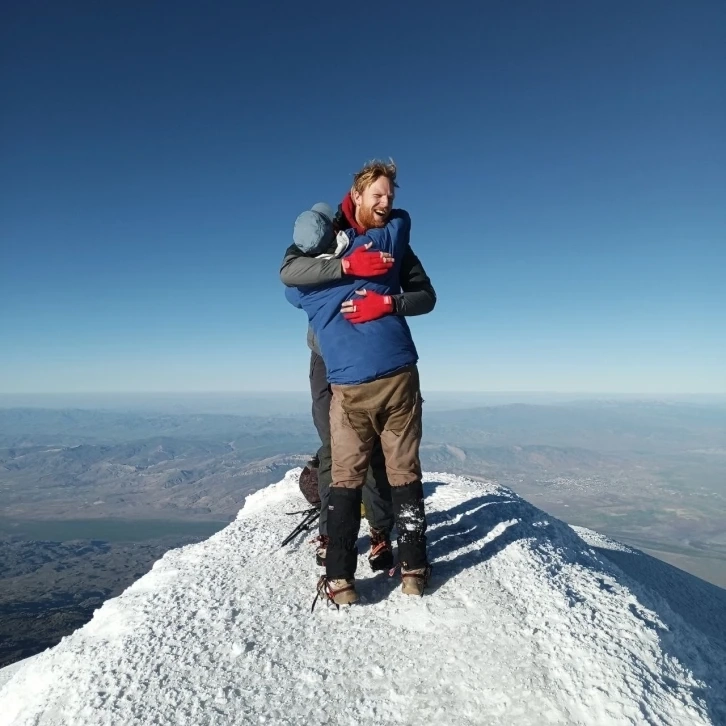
[0,402,723,673]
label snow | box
[571,526,637,553]
[1,471,725,725]
[0,657,38,692]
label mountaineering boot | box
[316,576,359,606]
[368,527,394,571]
[401,565,432,596]
[324,486,362,601]
[392,481,430,595]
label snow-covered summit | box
[1,471,725,725]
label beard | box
[356,204,390,230]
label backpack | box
[298,456,321,506]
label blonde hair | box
[352,159,399,194]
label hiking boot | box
[328,578,359,605]
[313,576,359,609]
[313,535,328,566]
[401,565,432,596]
[368,527,393,571]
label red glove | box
[342,245,394,277]
[343,290,394,324]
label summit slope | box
[1,471,724,725]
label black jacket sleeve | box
[392,247,437,317]
[279,244,344,287]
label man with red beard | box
[281,160,435,605]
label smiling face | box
[352,175,395,230]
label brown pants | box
[330,365,422,488]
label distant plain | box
[0,394,724,667]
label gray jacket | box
[280,244,436,354]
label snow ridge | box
[1,472,724,725]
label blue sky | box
[1,0,724,394]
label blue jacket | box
[285,210,418,385]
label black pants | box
[309,350,394,537]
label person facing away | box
[284,160,433,605]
